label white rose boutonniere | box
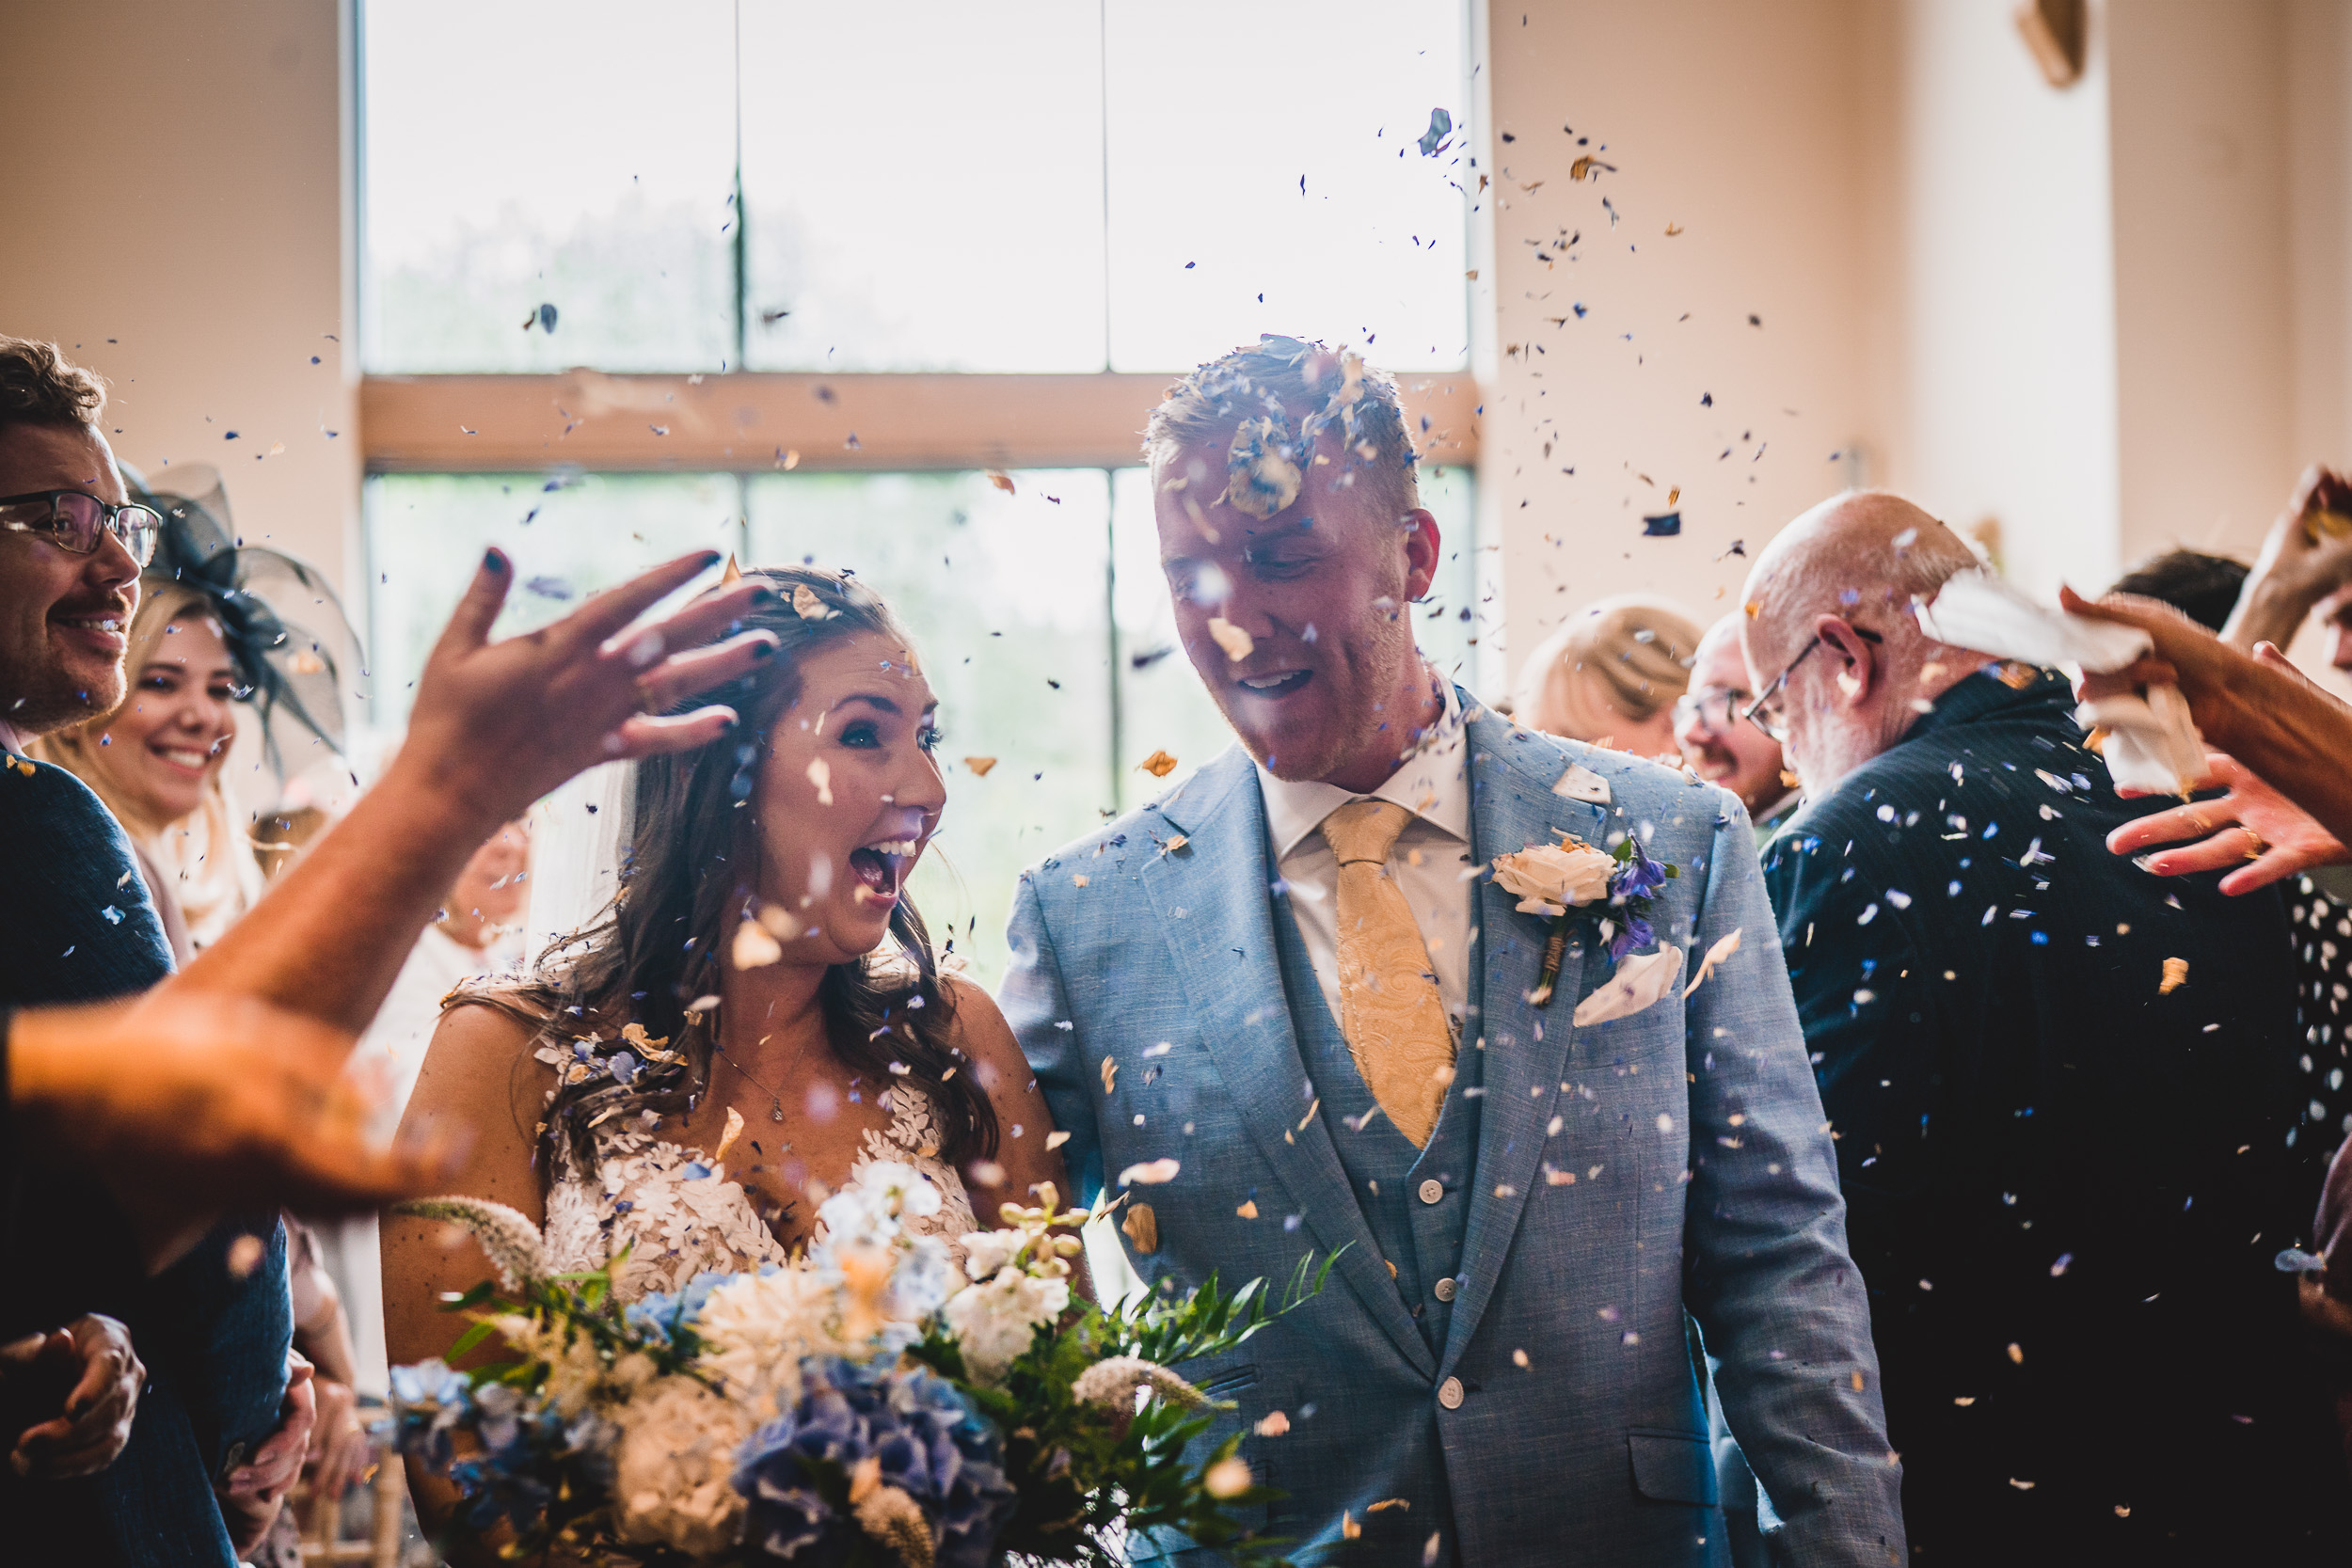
[1491,832,1680,1008]
[1490,838,1616,917]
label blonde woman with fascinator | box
[1511,594,1703,762]
[34,580,262,953]
[384,565,1074,1560]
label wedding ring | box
[2243,825,2267,859]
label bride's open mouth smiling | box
[848,836,917,905]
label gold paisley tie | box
[1321,800,1456,1148]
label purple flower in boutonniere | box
[1602,836,1677,961]
[1491,832,1680,1006]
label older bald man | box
[1740,492,2342,1563]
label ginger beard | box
[1154,424,1434,786]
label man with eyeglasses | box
[1740,490,2341,1563]
[1674,615,1800,849]
[0,336,318,1564]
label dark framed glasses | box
[1672,686,1760,735]
[0,490,161,568]
[1741,625,1883,743]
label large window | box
[358,0,1486,979]
[361,1,1473,374]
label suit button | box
[1438,1376,1465,1410]
[1434,1276,1457,1302]
[1419,1179,1444,1205]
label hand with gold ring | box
[2108,751,2348,895]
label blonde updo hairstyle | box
[1512,594,1704,750]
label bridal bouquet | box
[389,1163,1329,1566]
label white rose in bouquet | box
[944,1267,1072,1386]
[1490,838,1615,916]
[612,1375,758,1557]
[958,1228,1026,1282]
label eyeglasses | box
[0,490,160,568]
[1741,624,1883,743]
[1672,687,1760,735]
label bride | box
[382,565,1073,1550]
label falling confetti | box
[1118,1158,1182,1186]
[1567,155,1617,182]
[226,1233,266,1278]
[807,757,834,806]
[1642,512,1682,537]
[1137,750,1179,778]
[2160,957,2188,994]
[985,470,1016,494]
[1682,927,1743,998]
[1101,1055,1118,1094]
[733,919,784,970]
[1122,1203,1159,1253]
[1417,107,1453,156]
[963,756,997,777]
[1207,617,1256,662]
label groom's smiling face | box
[1155,420,1439,786]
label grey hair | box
[1747,490,1981,671]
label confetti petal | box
[1118,1158,1182,1186]
[963,755,998,777]
[1207,616,1256,662]
[1137,749,1179,778]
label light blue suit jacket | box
[1002,704,1904,1565]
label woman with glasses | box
[1510,593,1701,761]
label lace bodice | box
[536,1034,977,1302]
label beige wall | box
[0,0,358,600]
[2109,0,2296,564]
[1874,0,2120,600]
[1473,0,1886,688]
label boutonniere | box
[1490,832,1679,1006]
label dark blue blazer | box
[1762,668,2345,1560]
[0,757,285,1567]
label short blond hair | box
[1145,336,1421,521]
[1514,595,1703,741]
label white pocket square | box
[1572,944,1685,1026]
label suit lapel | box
[1442,707,1592,1376]
[1144,746,1438,1379]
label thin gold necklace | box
[713,1041,787,1123]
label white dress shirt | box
[1254,682,1474,1035]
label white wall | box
[0,0,358,597]
[2109,0,2296,564]
[1473,0,1886,689]
[1874,0,2120,600]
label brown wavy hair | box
[453,565,996,1171]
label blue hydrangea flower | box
[736,1357,1016,1567]
[625,1269,731,1344]
[388,1359,472,1467]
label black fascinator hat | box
[126,464,362,774]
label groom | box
[1003,339,1903,1565]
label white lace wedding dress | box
[534,1035,977,1302]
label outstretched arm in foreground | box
[2062,586,2352,847]
[174,549,778,1037]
